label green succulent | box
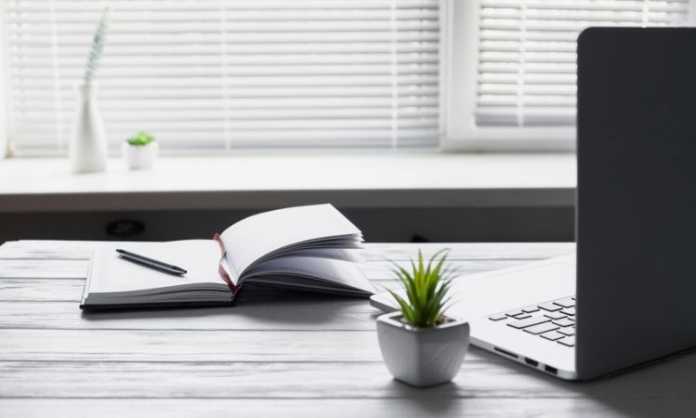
[127,131,155,146]
[388,249,456,328]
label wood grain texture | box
[362,242,574,261]
[0,301,378,331]
[0,260,536,302]
[0,279,84,302]
[3,350,696,400]
[5,241,691,418]
[0,259,88,279]
[0,329,384,362]
[0,241,574,261]
[5,398,690,418]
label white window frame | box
[439,0,696,152]
[0,1,8,159]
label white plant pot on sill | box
[122,142,158,170]
[377,311,470,387]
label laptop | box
[370,27,696,381]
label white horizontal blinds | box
[217,0,441,148]
[6,0,228,154]
[5,0,441,155]
[475,0,690,128]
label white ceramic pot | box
[69,81,108,173]
[122,142,158,170]
[377,311,470,387]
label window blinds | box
[475,0,691,127]
[5,0,440,155]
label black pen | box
[116,249,188,276]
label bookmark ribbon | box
[213,233,239,295]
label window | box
[4,0,441,156]
[443,0,693,151]
[6,1,693,157]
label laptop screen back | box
[576,27,696,379]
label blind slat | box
[475,0,690,127]
[7,0,441,153]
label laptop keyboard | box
[488,296,576,348]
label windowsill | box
[0,151,576,212]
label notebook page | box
[220,204,361,278]
[242,255,374,295]
[88,240,222,293]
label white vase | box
[122,142,158,170]
[69,81,108,173]
[377,311,470,387]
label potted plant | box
[377,249,469,387]
[123,131,158,170]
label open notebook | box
[80,204,374,311]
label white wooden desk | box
[1,241,695,418]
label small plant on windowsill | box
[123,131,158,170]
[376,249,470,387]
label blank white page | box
[220,204,361,278]
[88,240,222,293]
